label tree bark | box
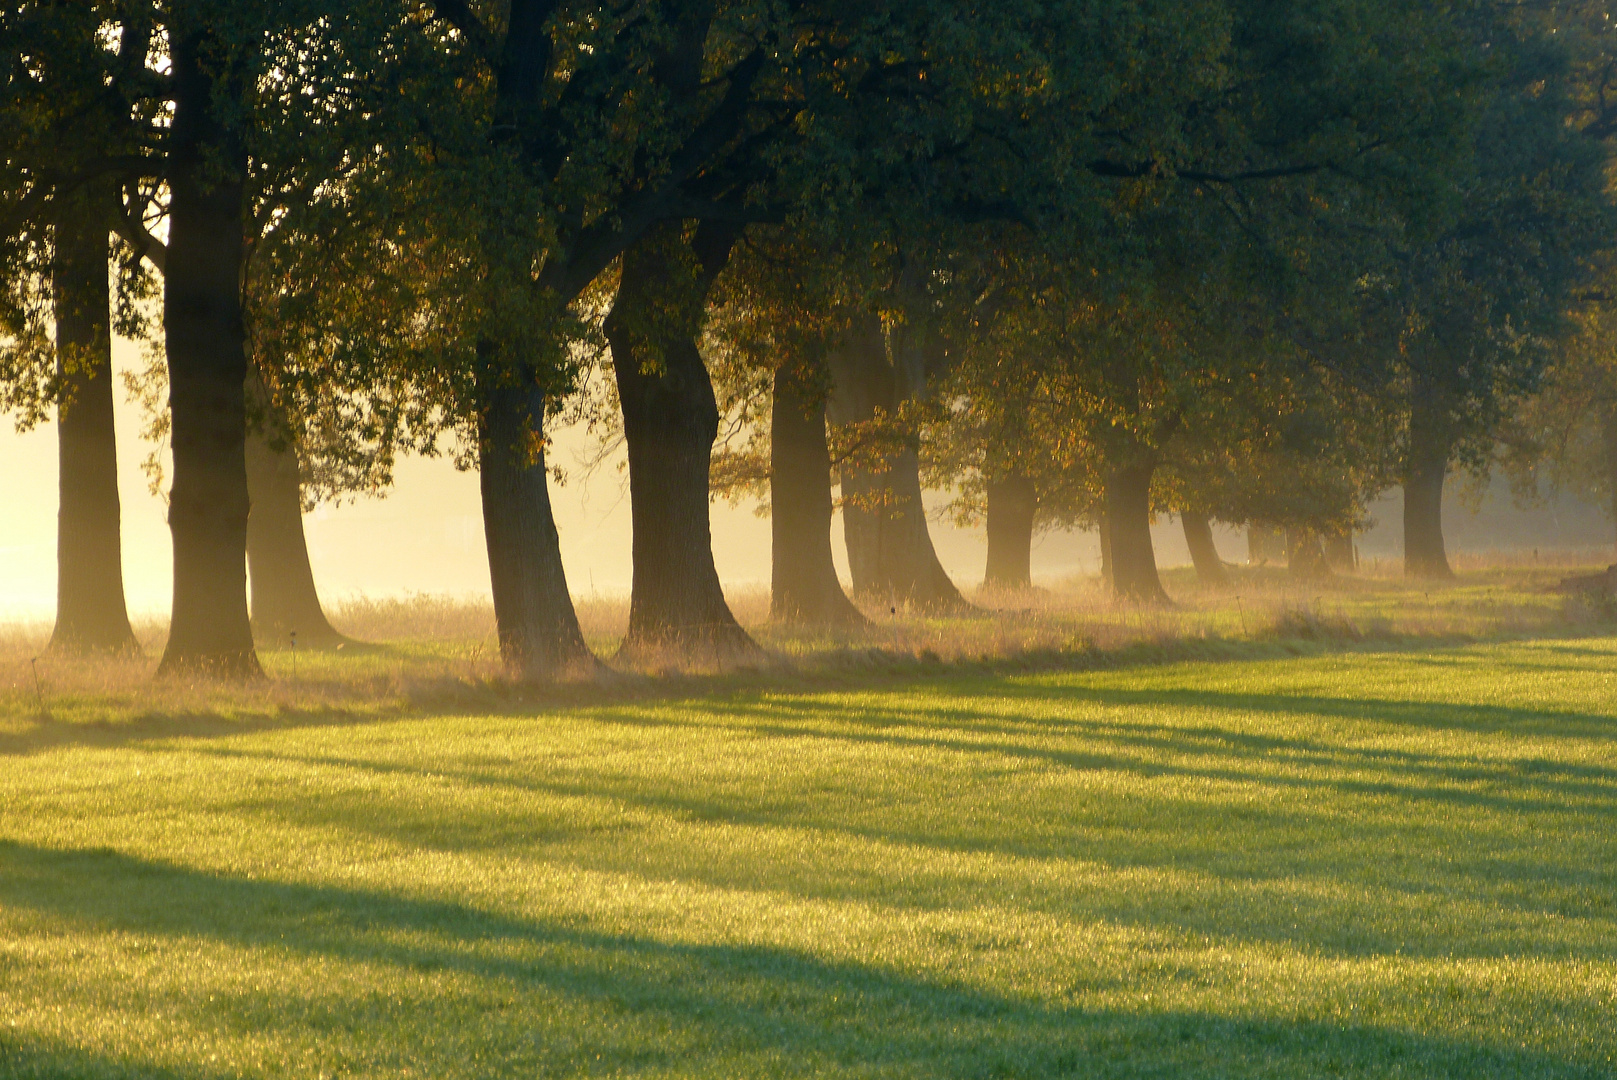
[478,372,597,677]
[984,474,1037,589]
[1247,525,1285,566]
[1287,529,1331,580]
[244,387,347,649]
[826,317,968,612]
[47,198,139,655]
[157,28,260,678]
[1105,457,1168,603]
[1181,512,1228,587]
[1404,384,1454,579]
[1099,515,1114,588]
[1603,410,1617,551]
[1323,530,1356,573]
[770,357,866,626]
[604,223,756,657]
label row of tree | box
[3,0,1616,678]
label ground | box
[0,569,1614,1077]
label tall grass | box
[1,553,1611,731]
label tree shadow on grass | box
[5,634,1617,760]
[0,1038,234,1080]
[0,840,1607,1079]
[184,735,1617,967]
[557,691,1617,820]
[829,672,1617,742]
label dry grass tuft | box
[2,550,1613,726]
[327,592,497,643]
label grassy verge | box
[1,564,1611,738]
[1,634,1615,1077]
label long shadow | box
[0,1037,233,1080]
[832,673,1617,742]
[717,690,1617,790]
[184,737,1617,964]
[0,704,392,759]
[15,631,1610,759]
[552,693,1617,819]
[1030,682,1617,742]
[0,840,1606,1079]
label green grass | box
[1,635,1615,1077]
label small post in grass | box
[29,657,47,719]
[290,628,298,680]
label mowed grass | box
[1,638,1616,1077]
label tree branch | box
[1086,158,1325,184]
[113,210,167,274]
[427,0,499,65]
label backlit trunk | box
[605,224,756,657]
[1099,516,1113,587]
[157,29,259,678]
[1287,529,1330,580]
[1603,410,1617,551]
[478,373,596,677]
[827,318,967,612]
[1324,530,1356,573]
[1247,525,1285,566]
[984,474,1036,589]
[1181,513,1228,587]
[770,358,865,626]
[244,390,345,648]
[1105,456,1167,603]
[1403,384,1454,579]
[48,197,138,655]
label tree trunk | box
[1404,385,1454,579]
[839,440,967,611]
[1181,512,1228,587]
[604,223,756,658]
[157,29,259,678]
[1323,530,1356,573]
[47,197,139,655]
[826,317,968,612]
[984,474,1037,589]
[478,373,597,677]
[1099,516,1113,588]
[244,388,346,649]
[1247,525,1285,566]
[1603,410,1617,552]
[1287,529,1331,580]
[770,357,866,626]
[1105,458,1168,603]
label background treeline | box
[4,0,1617,677]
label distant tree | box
[1497,306,1617,549]
[1361,17,1616,578]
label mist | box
[5,341,1609,628]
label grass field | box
[1,589,1615,1077]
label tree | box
[828,310,970,612]
[3,2,396,676]
[48,190,140,654]
[770,347,866,624]
[1366,18,1615,578]
[704,230,869,627]
[243,375,349,649]
[1497,305,1617,549]
[2,2,151,656]
[49,189,139,653]
[604,221,758,656]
